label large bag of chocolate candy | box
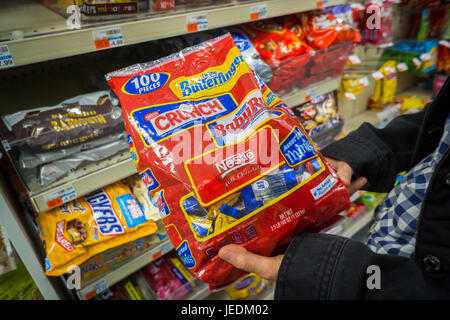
[106,34,350,289]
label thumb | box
[347,176,367,195]
[219,244,282,281]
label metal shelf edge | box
[2,0,345,67]
[77,238,174,300]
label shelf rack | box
[1,0,344,68]
[28,76,342,213]
[77,237,174,300]
[0,0,350,301]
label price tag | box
[439,40,450,48]
[44,185,77,209]
[348,55,361,65]
[384,66,396,74]
[420,53,431,61]
[304,89,317,102]
[372,71,384,80]
[151,241,173,260]
[250,4,268,21]
[82,280,108,300]
[187,14,208,33]
[397,62,408,72]
[92,27,124,50]
[344,92,357,100]
[412,57,421,66]
[316,0,329,8]
[0,45,15,69]
[1,139,11,152]
[359,76,369,87]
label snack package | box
[141,251,195,300]
[242,19,311,66]
[106,34,350,289]
[362,1,393,46]
[124,174,162,221]
[298,9,361,50]
[1,92,123,152]
[95,277,146,300]
[36,181,158,276]
[292,91,340,137]
[369,60,397,109]
[224,273,267,300]
[78,232,166,284]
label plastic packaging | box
[141,251,195,300]
[106,34,350,289]
[124,174,162,221]
[78,232,167,284]
[224,273,267,299]
[36,181,158,276]
[292,91,341,140]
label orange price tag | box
[94,38,110,50]
[152,251,163,260]
[250,4,267,21]
[187,23,198,33]
[46,197,63,209]
[187,14,208,33]
[316,0,328,8]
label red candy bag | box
[106,35,350,289]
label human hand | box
[325,157,367,196]
[218,244,283,281]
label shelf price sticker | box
[439,40,450,48]
[250,4,268,21]
[151,241,173,260]
[81,279,108,300]
[348,54,361,65]
[304,88,317,102]
[0,45,15,69]
[372,70,384,80]
[420,53,431,62]
[412,57,421,66]
[344,92,357,100]
[316,0,329,8]
[359,76,369,87]
[187,14,208,33]
[397,62,408,72]
[92,27,124,50]
[44,185,77,209]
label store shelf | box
[342,109,379,134]
[26,76,341,213]
[340,210,374,239]
[283,76,342,108]
[1,0,345,68]
[77,237,174,300]
[28,151,137,213]
[186,282,212,300]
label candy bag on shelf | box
[106,34,350,289]
[36,181,158,276]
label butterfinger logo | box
[169,46,252,100]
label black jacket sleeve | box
[274,234,449,300]
[321,108,427,193]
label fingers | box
[219,244,283,281]
[347,176,368,195]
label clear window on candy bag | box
[180,157,325,241]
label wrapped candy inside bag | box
[106,34,350,289]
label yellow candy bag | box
[36,181,158,276]
[224,273,268,300]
